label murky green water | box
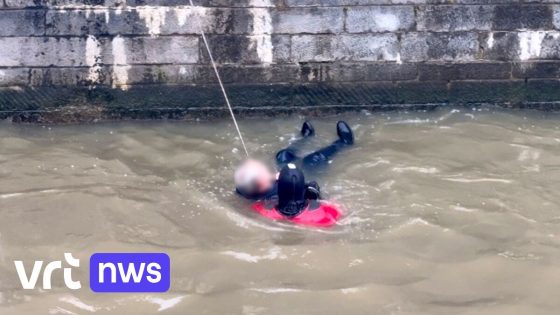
[2,107,560,314]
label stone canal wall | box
[2,0,560,121]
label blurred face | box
[234,159,275,195]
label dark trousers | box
[275,138,347,170]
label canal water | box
[1,107,560,314]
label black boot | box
[336,121,354,145]
[301,121,315,137]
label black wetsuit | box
[276,138,349,169]
[238,121,353,217]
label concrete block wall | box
[3,0,560,121]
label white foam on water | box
[1,189,66,199]
[443,177,512,184]
[49,307,78,315]
[341,287,363,294]
[451,205,478,212]
[498,251,541,261]
[0,192,23,199]
[143,296,185,311]
[250,288,302,293]
[221,246,287,263]
[339,215,372,225]
[511,144,541,162]
[59,296,97,312]
[392,166,439,174]
[386,119,432,125]
[404,218,431,227]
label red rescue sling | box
[252,200,341,227]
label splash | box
[221,246,287,263]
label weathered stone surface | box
[120,36,199,64]
[539,32,560,59]
[285,0,560,5]
[5,0,560,122]
[526,79,560,102]
[450,81,526,103]
[45,8,141,36]
[201,35,265,64]
[325,63,417,82]
[4,0,121,8]
[0,37,89,67]
[481,31,560,61]
[479,32,519,61]
[291,35,332,62]
[396,81,449,104]
[125,0,275,7]
[119,64,196,84]
[417,5,493,31]
[271,35,291,63]
[365,63,417,81]
[0,68,29,86]
[284,0,434,6]
[30,66,113,86]
[272,7,343,34]
[335,34,399,61]
[45,7,253,36]
[292,34,399,62]
[554,5,560,30]
[196,64,299,83]
[401,32,479,62]
[30,64,196,87]
[346,6,415,33]
[0,10,45,36]
[493,4,553,30]
[419,63,511,81]
[513,62,560,78]
[296,62,417,88]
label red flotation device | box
[252,200,341,227]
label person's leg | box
[302,121,354,168]
[276,121,315,166]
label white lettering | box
[118,262,145,283]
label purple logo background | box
[90,253,170,292]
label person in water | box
[234,121,354,226]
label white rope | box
[189,0,250,157]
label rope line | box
[189,0,250,157]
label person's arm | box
[304,181,321,200]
